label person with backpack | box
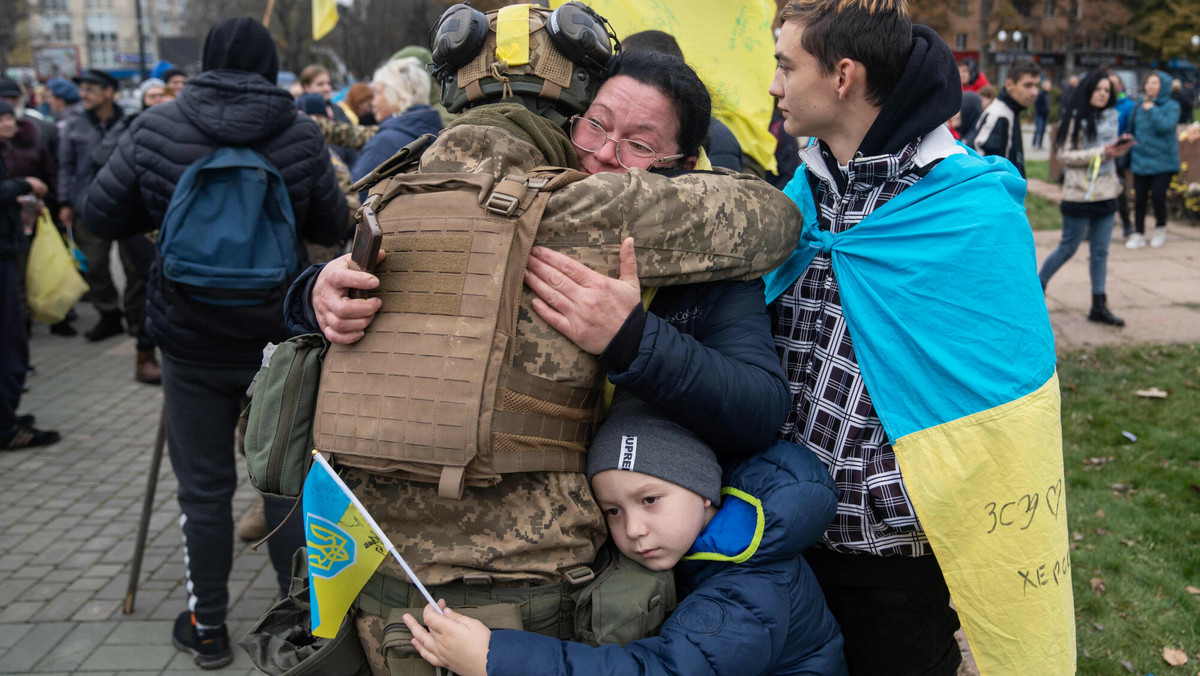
[84,17,346,670]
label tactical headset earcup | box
[546,1,614,71]
[429,3,488,74]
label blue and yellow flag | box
[765,145,1074,675]
[303,453,388,638]
[552,0,779,174]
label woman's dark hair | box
[1055,70,1114,150]
[607,50,710,162]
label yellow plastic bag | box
[26,209,88,325]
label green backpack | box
[244,333,330,498]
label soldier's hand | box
[312,252,385,344]
[525,237,641,355]
[403,601,489,676]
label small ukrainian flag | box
[303,453,387,638]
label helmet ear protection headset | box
[428,3,489,85]
[545,2,616,73]
[427,1,619,119]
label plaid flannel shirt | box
[774,138,935,557]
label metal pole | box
[135,0,147,80]
[123,407,166,614]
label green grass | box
[1026,191,1062,231]
[1057,344,1200,674]
[1027,159,1051,182]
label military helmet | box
[428,2,618,127]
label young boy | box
[402,392,848,676]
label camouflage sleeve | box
[329,149,360,228]
[540,169,802,287]
[315,116,379,150]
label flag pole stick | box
[262,0,276,28]
[310,451,444,615]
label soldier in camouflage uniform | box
[284,5,803,674]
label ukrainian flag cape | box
[764,151,1076,675]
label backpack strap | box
[484,167,594,479]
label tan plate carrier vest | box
[314,143,593,500]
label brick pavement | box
[0,304,279,675]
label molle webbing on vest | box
[313,167,591,499]
[456,7,574,100]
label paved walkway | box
[0,305,276,675]
[1024,122,1200,352]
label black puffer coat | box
[86,68,345,366]
[0,156,32,261]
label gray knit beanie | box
[587,392,722,505]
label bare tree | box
[0,0,30,73]
[1043,0,1131,78]
[908,0,960,35]
[334,0,443,79]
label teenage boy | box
[972,60,1042,176]
[766,1,1071,674]
[401,392,847,676]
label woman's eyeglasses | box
[569,115,683,169]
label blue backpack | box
[158,147,299,306]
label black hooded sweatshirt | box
[811,24,961,192]
[85,17,346,367]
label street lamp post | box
[996,29,1024,83]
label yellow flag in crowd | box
[554,0,779,174]
[313,0,338,41]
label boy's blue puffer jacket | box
[486,440,849,676]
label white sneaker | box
[1150,227,1167,248]
[1125,233,1146,249]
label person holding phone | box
[1038,70,1132,326]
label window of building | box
[85,13,119,69]
[1043,36,1053,51]
[961,0,970,12]
[39,0,70,12]
[1013,1,1032,16]
[956,33,968,50]
[1044,1,1055,17]
[40,15,72,42]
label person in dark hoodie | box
[957,57,990,93]
[972,60,1041,177]
[85,17,345,670]
[766,1,1069,674]
[0,100,61,451]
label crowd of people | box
[3,0,1192,673]
[952,57,1191,327]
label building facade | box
[28,0,186,81]
[922,0,1140,86]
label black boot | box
[1087,294,1124,327]
[84,310,124,342]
